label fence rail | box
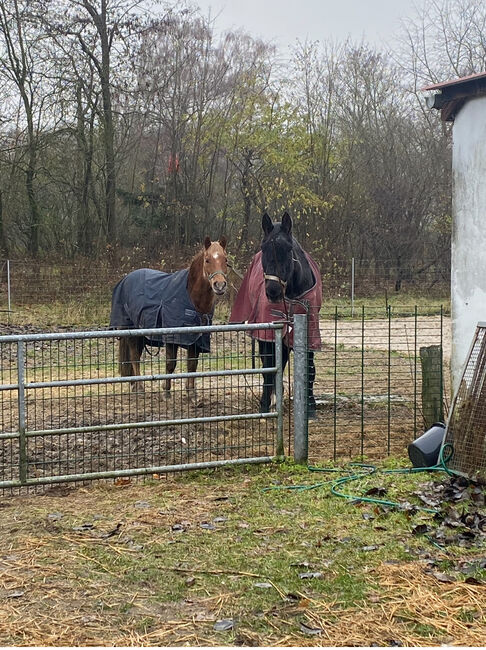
[0,323,284,489]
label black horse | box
[230,212,322,416]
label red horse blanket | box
[230,251,322,349]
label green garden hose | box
[264,442,459,515]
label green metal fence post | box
[414,305,418,438]
[387,304,391,455]
[333,305,338,461]
[440,305,444,421]
[361,305,365,458]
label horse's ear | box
[262,213,273,236]
[219,235,227,249]
[281,212,292,236]
[204,236,211,250]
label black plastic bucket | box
[408,422,446,468]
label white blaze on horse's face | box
[204,236,228,296]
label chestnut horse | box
[110,237,228,393]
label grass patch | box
[7,298,111,330]
[321,294,449,319]
[0,461,484,646]
[4,290,450,332]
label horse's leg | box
[165,343,178,395]
[119,337,132,379]
[119,336,144,392]
[308,350,317,419]
[258,340,289,412]
[272,342,289,409]
[186,344,200,401]
[259,340,276,413]
[129,336,145,392]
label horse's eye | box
[205,259,209,263]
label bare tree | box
[0,0,49,255]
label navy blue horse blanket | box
[109,268,213,352]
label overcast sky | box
[193,0,423,51]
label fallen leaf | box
[214,618,234,631]
[100,523,122,539]
[300,622,322,636]
[432,572,455,583]
[72,523,95,532]
[114,477,131,486]
[365,486,388,497]
[412,524,429,535]
[134,501,150,509]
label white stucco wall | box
[451,95,486,392]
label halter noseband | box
[207,270,228,282]
[264,273,287,288]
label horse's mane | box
[186,241,225,315]
[187,246,204,274]
[286,235,315,299]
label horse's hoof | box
[308,397,317,420]
[260,400,272,414]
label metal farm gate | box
[0,323,284,489]
[0,307,447,488]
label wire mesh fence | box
[324,257,450,299]
[307,305,448,462]
[0,324,284,490]
[0,256,450,312]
